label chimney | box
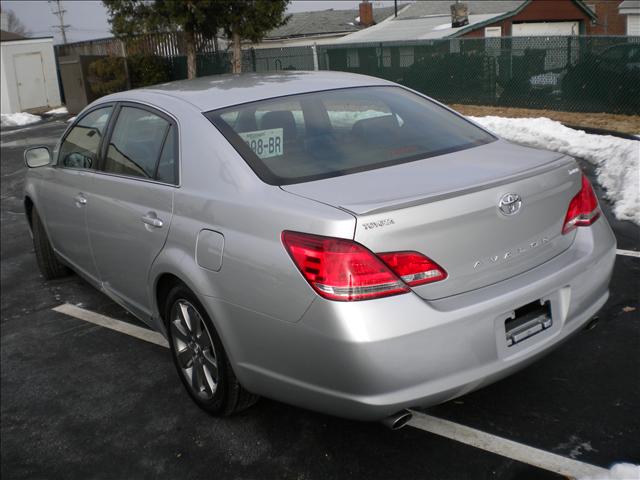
[359,1,374,28]
[450,2,469,28]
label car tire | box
[32,209,71,280]
[165,284,259,416]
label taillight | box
[378,252,447,286]
[282,231,448,301]
[562,174,600,235]
[282,231,409,301]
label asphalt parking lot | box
[1,119,638,480]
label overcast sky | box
[1,0,400,44]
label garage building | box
[1,30,62,114]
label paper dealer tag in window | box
[239,128,283,159]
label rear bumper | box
[208,219,616,421]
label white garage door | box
[512,21,580,36]
[628,15,640,35]
[13,53,48,111]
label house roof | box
[1,30,25,42]
[331,13,506,44]
[619,0,640,13]
[332,0,599,44]
[265,6,399,39]
[396,1,525,20]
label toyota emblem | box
[498,193,522,216]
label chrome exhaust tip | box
[381,409,413,430]
[584,316,599,331]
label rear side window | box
[103,106,174,182]
[58,106,112,169]
[156,126,177,184]
[206,86,495,185]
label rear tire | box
[165,284,259,416]
[32,209,70,280]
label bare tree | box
[1,9,29,36]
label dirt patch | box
[449,104,640,136]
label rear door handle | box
[141,212,164,228]
[74,194,87,207]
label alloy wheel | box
[170,300,219,400]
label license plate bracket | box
[505,300,552,347]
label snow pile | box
[1,112,41,127]
[470,116,640,225]
[45,106,68,115]
[579,463,640,480]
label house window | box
[346,49,360,68]
[382,47,391,67]
[399,47,414,67]
[485,26,502,54]
[628,14,640,35]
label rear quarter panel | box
[147,106,356,341]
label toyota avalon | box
[23,71,616,427]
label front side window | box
[58,106,112,169]
[206,86,495,185]
[103,106,172,181]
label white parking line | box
[407,410,608,479]
[53,303,613,478]
[616,249,640,258]
[53,303,169,348]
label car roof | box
[100,71,393,113]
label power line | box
[49,0,70,44]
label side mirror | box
[24,147,52,168]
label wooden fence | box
[54,32,222,58]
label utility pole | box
[50,0,69,44]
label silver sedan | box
[23,71,616,427]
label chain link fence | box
[172,37,639,114]
[163,46,316,78]
[59,36,639,114]
[318,36,640,115]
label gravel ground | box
[449,104,640,136]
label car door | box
[39,105,113,281]
[86,103,178,321]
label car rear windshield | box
[205,86,495,185]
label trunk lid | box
[282,140,581,300]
